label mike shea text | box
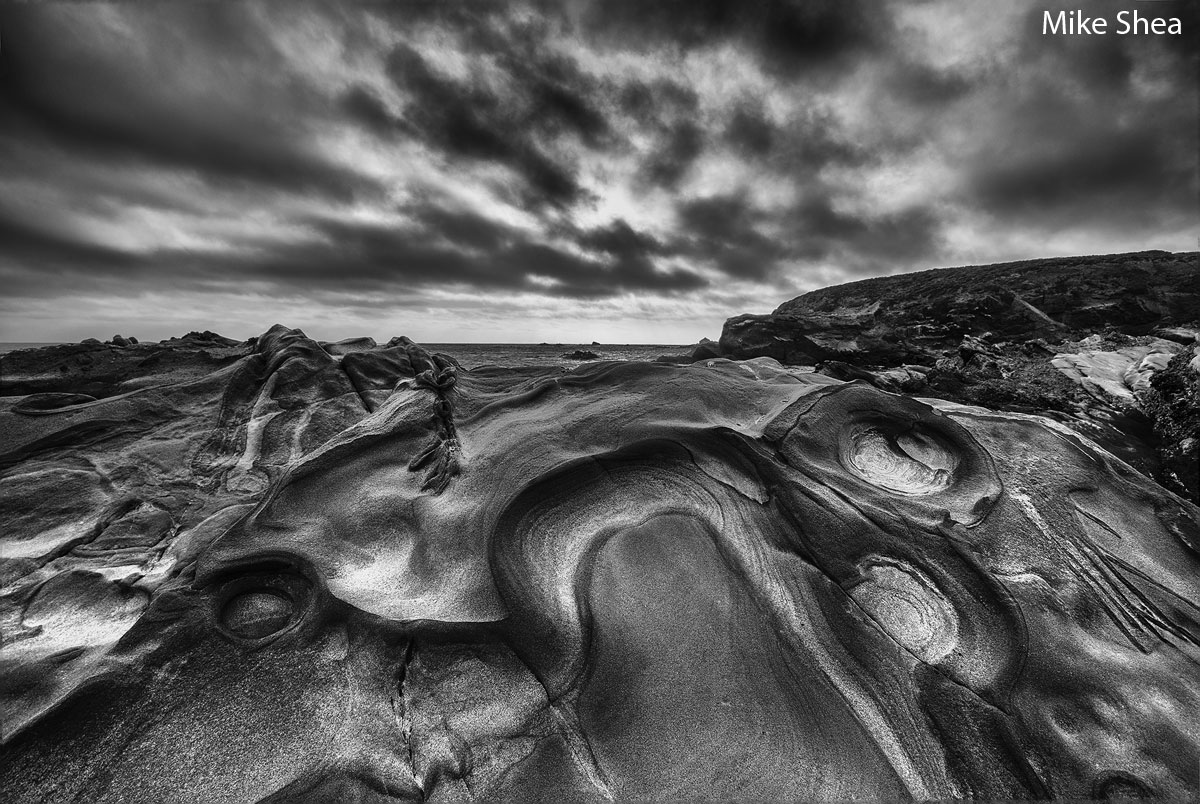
[1043,8,1183,35]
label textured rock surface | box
[715,251,1200,501]
[720,251,1198,364]
[562,350,601,360]
[1,326,1199,801]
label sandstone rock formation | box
[2,325,1199,801]
[319,336,378,356]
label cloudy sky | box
[1,0,1196,343]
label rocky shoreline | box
[679,250,1199,501]
[4,251,1197,502]
[2,253,1199,800]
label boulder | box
[178,330,242,346]
[319,336,378,356]
[1050,338,1184,407]
[1155,326,1200,345]
[1143,350,1200,500]
[688,337,722,361]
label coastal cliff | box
[719,251,1198,364]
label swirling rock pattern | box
[1,326,1198,801]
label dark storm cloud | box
[270,208,705,297]
[576,219,668,260]
[409,205,511,252]
[643,122,706,188]
[339,85,411,138]
[676,194,788,280]
[513,53,612,147]
[382,45,581,206]
[785,111,869,170]
[754,0,886,74]
[382,23,615,208]
[582,0,887,75]
[225,212,706,299]
[884,62,975,106]
[789,196,941,266]
[617,79,700,130]
[0,215,145,277]
[673,191,940,280]
[724,105,775,156]
[0,4,375,201]
[971,128,1192,219]
[0,199,705,301]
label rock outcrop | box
[714,250,1200,500]
[1144,349,1200,499]
[0,335,250,399]
[720,251,1198,365]
[318,336,378,356]
[1,327,1199,801]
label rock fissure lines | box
[396,639,420,797]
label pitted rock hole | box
[1093,770,1153,799]
[849,559,959,664]
[221,589,295,640]
[844,426,956,495]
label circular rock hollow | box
[221,589,295,640]
[843,425,957,495]
[1093,770,1152,799]
[849,558,959,664]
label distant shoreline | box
[0,343,63,355]
[0,342,694,370]
[0,342,687,352]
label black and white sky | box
[1,0,1196,343]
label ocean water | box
[0,342,693,368]
[426,343,691,369]
[0,343,63,354]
